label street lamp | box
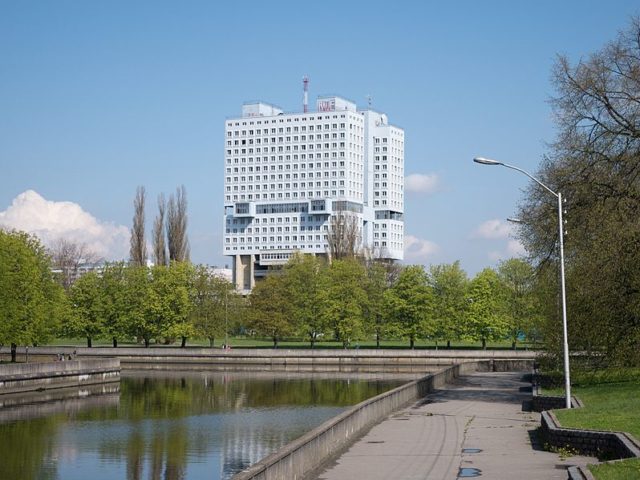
[473,156,572,409]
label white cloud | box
[0,190,130,260]
[473,219,513,239]
[474,219,526,262]
[405,173,439,194]
[404,235,439,262]
[506,239,526,257]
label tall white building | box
[223,95,404,292]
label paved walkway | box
[313,371,595,480]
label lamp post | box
[473,157,571,409]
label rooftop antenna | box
[303,76,309,113]
[366,94,372,108]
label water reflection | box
[0,370,415,480]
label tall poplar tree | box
[130,186,147,266]
[152,194,168,266]
[166,186,190,262]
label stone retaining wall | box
[540,410,640,460]
[0,346,535,372]
[231,361,485,480]
[535,392,640,480]
[0,358,121,395]
[532,394,582,412]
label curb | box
[534,388,640,479]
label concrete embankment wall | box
[232,361,487,480]
[0,346,535,372]
[0,358,121,395]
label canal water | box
[0,370,415,480]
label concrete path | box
[313,371,595,480]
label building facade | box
[223,96,404,292]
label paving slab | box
[313,371,596,480]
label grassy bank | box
[553,381,640,440]
[588,458,640,480]
[547,372,640,479]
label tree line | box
[1,228,542,351]
[247,253,541,349]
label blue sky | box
[1,1,638,274]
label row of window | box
[225,152,364,164]
[227,134,348,146]
[225,244,325,252]
[228,112,354,127]
[227,123,347,136]
[225,191,360,202]
[226,234,328,243]
[227,226,326,234]
[224,239,401,252]
[226,144,350,155]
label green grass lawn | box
[45,336,536,350]
[588,458,640,480]
[549,379,640,480]
[553,381,640,440]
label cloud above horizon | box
[0,190,130,260]
[404,234,439,263]
[472,219,512,239]
[472,219,526,262]
[405,173,439,194]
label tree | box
[152,262,195,347]
[122,265,153,347]
[67,271,105,347]
[497,258,539,349]
[429,261,469,349]
[518,16,640,367]
[318,259,368,348]
[283,253,327,347]
[0,230,67,358]
[327,210,360,260]
[166,186,190,262]
[49,238,100,291]
[152,193,168,266]
[465,268,509,349]
[248,275,293,348]
[101,262,129,347]
[130,186,147,267]
[190,266,235,347]
[362,259,391,348]
[384,265,434,349]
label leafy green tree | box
[363,259,390,348]
[191,265,235,347]
[248,275,293,347]
[466,268,509,349]
[283,253,326,347]
[384,265,434,349]
[67,271,105,347]
[318,259,368,348]
[517,17,640,367]
[0,230,66,357]
[429,261,468,349]
[122,265,154,347]
[497,258,540,349]
[101,262,129,347]
[153,262,195,347]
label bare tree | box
[152,193,168,266]
[166,185,190,262]
[327,210,361,260]
[129,186,147,266]
[49,238,101,290]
